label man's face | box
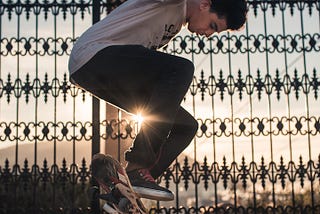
[187,0,228,37]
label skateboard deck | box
[91,153,147,214]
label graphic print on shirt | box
[158,24,180,48]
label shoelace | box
[138,169,155,183]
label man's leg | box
[71,45,195,200]
[149,107,198,179]
[70,45,195,168]
[124,59,195,168]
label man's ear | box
[199,0,211,11]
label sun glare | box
[133,113,144,125]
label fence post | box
[91,0,101,213]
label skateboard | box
[91,153,147,214]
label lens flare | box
[133,113,144,128]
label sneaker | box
[127,168,174,201]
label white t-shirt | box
[69,0,187,74]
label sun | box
[132,113,144,128]
[133,113,144,123]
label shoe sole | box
[132,186,174,201]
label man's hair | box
[210,0,248,30]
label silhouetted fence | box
[0,0,319,213]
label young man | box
[69,0,247,201]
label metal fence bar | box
[298,4,316,213]
[91,0,101,213]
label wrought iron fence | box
[0,0,319,213]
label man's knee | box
[179,58,195,79]
[178,110,198,137]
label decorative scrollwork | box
[196,115,320,138]
[192,68,320,101]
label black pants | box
[70,45,198,178]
